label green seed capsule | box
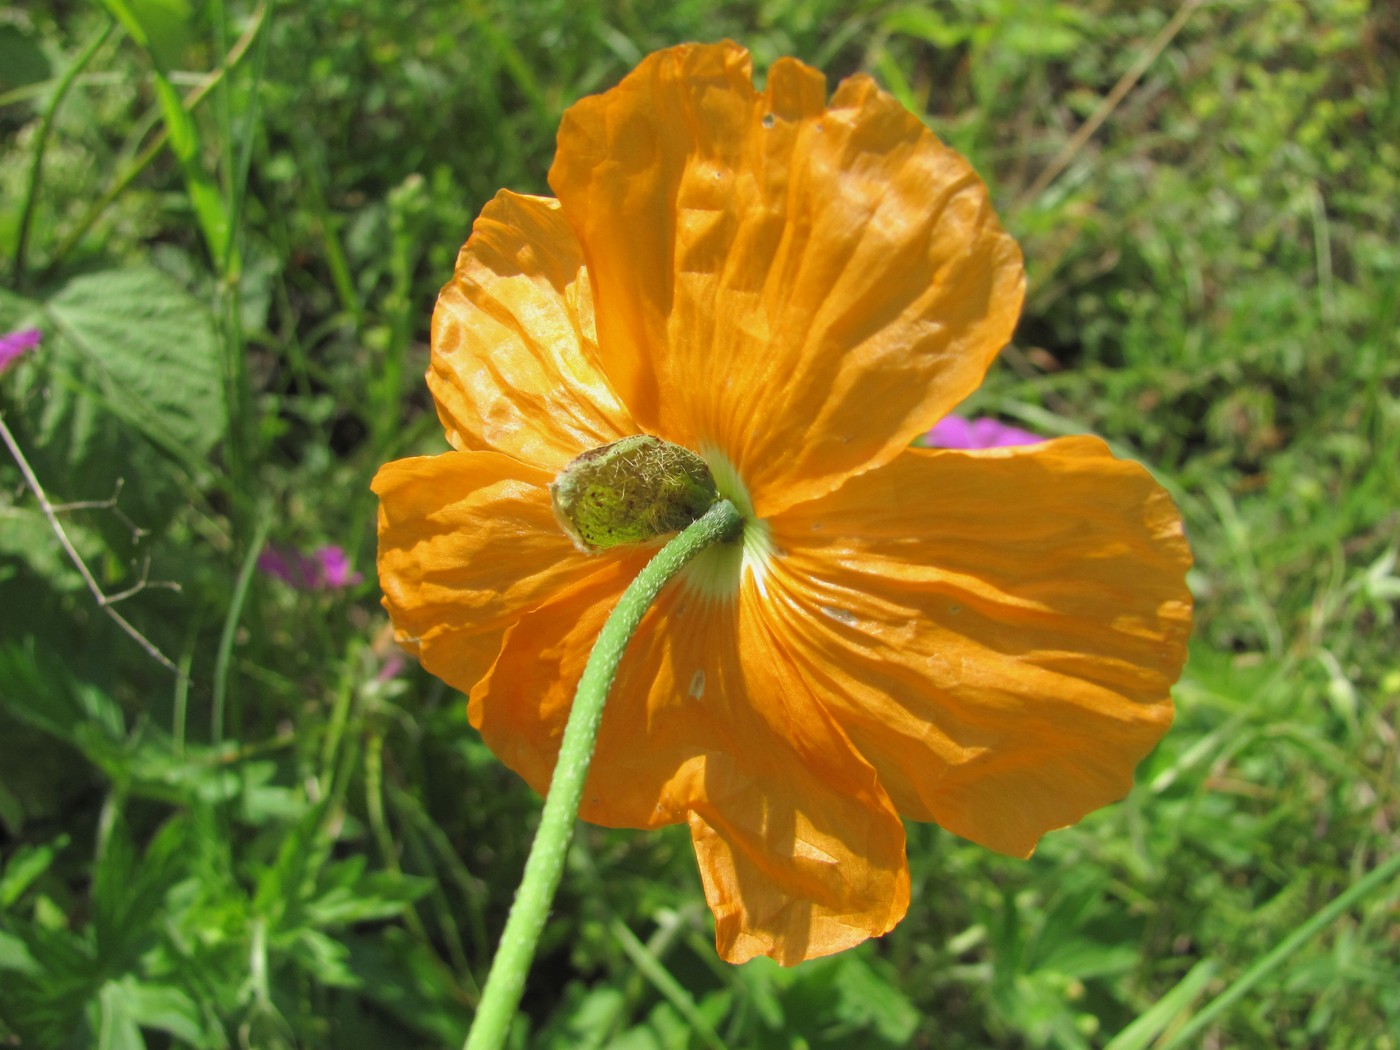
[550,435,720,553]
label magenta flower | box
[375,653,407,682]
[258,544,363,590]
[926,415,1042,450]
[0,328,41,373]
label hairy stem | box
[464,498,743,1050]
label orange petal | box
[474,566,909,965]
[372,450,623,690]
[429,190,637,471]
[549,41,1024,516]
[466,555,670,804]
[768,438,1193,858]
[685,605,911,964]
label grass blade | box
[1157,852,1400,1049]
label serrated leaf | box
[43,266,227,464]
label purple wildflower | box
[312,546,361,589]
[926,415,1041,450]
[0,328,41,373]
[375,653,407,682]
[258,543,363,591]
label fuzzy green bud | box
[550,436,720,553]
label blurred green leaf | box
[108,976,210,1047]
[121,0,197,69]
[287,927,358,987]
[0,25,52,92]
[342,927,472,1045]
[0,837,69,909]
[0,641,126,742]
[96,979,148,1050]
[1105,960,1219,1050]
[302,862,432,926]
[0,929,39,976]
[92,813,189,973]
[881,7,970,48]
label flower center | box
[682,446,774,603]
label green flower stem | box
[463,499,744,1050]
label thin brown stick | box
[1020,0,1206,205]
[0,409,184,677]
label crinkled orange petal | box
[549,41,1024,516]
[474,570,909,965]
[466,555,669,803]
[767,438,1193,858]
[429,190,636,471]
[685,598,911,964]
[372,450,628,689]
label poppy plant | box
[374,42,1192,967]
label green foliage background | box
[2,0,1397,1046]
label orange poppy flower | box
[373,41,1193,966]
